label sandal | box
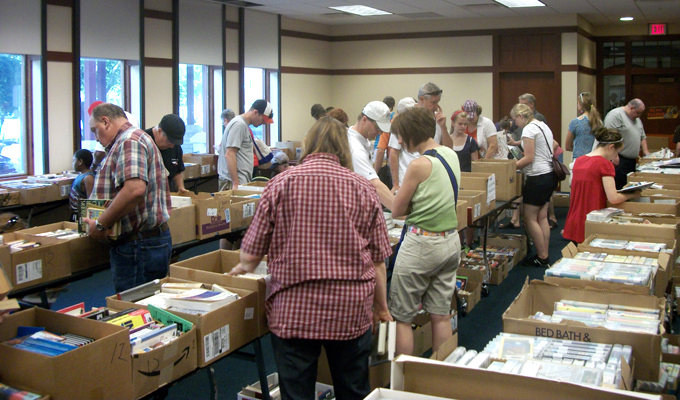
[549,219,558,229]
[498,221,519,230]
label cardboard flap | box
[561,242,578,258]
[621,356,633,391]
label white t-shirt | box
[348,128,379,182]
[388,124,442,185]
[494,130,509,160]
[521,120,554,176]
[475,116,499,159]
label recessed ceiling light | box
[620,17,634,21]
[329,5,392,16]
[494,0,545,7]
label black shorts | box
[522,172,558,206]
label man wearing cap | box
[388,83,453,193]
[348,101,393,209]
[270,152,290,178]
[83,103,172,293]
[462,99,500,159]
[144,114,188,193]
[218,99,274,191]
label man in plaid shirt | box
[83,103,172,292]
[230,117,392,400]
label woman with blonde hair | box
[230,116,392,400]
[511,103,557,267]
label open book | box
[617,181,654,193]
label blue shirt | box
[568,116,595,159]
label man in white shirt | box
[348,101,393,210]
[388,83,453,193]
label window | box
[212,67,223,154]
[179,63,209,154]
[631,40,680,69]
[80,58,124,151]
[244,67,265,142]
[0,54,26,177]
[602,42,625,69]
[243,67,279,145]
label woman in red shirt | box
[563,128,641,243]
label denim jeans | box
[110,229,172,292]
[270,329,372,400]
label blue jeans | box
[110,229,172,292]
[271,329,372,400]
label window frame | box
[0,53,32,181]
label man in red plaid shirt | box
[230,117,392,400]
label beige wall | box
[145,18,173,59]
[282,37,332,69]
[47,62,74,173]
[561,32,578,65]
[0,0,40,55]
[281,17,331,35]
[577,34,596,69]
[281,73,332,142]
[226,71,240,115]
[144,0,172,12]
[560,71,578,191]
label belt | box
[112,222,169,246]
[407,225,456,236]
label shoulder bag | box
[534,123,569,182]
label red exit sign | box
[649,23,667,36]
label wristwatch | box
[95,221,109,231]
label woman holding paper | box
[563,128,641,243]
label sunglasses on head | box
[424,89,443,97]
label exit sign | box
[649,23,667,36]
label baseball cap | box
[363,101,391,133]
[396,97,416,114]
[87,101,104,115]
[158,114,186,146]
[269,152,289,168]
[252,99,274,124]
[462,99,478,120]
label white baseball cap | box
[397,97,417,114]
[362,101,391,133]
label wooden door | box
[632,74,680,136]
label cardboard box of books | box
[485,233,528,268]
[502,279,665,381]
[0,307,133,400]
[0,181,60,205]
[642,188,680,198]
[182,163,201,180]
[106,277,258,368]
[182,153,218,177]
[610,197,680,216]
[458,190,485,221]
[460,172,496,214]
[169,250,268,337]
[459,259,507,286]
[229,195,260,230]
[0,382,50,400]
[542,243,666,296]
[584,216,680,242]
[0,188,20,206]
[168,196,197,245]
[456,200,467,231]
[628,172,680,185]
[238,373,333,400]
[554,192,570,208]
[455,267,482,314]
[579,234,676,298]
[661,334,680,365]
[130,325,197,399]
[17,222,110,274]
[272,141,302,160]
[27,174,75,200]
[173,192,232,240]
[0,232,71,290]
[472,159,517,201]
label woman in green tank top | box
[388,107,462,357]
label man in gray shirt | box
[218,99,273,190]
[604,98,650,189]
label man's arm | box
[373,148,385,173]
[173,173,188,194]
[228,250,264,276]
[84,178,147,241]
[640,138,650,156]
[371,178,393,211]
[373,261,392,326]
[388,149,401,193]
[225,147,240,188]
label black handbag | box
[534,123,569,182]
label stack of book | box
[4,330,94,356]
[34,229,85,240]
[124,282,240,315]
[546,258,654,286]
[0,383,44,400]
[586,208,624,222]
[588,238,666,252]
[572,251,658,266]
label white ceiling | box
[219,0,680,26]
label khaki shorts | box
[388,231,460,322]
[218,178,233,192]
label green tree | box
[0,54,22,134]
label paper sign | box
[487,174,496,204]
[206,208,217,217]
[201,165,210,174]
[224,208,231,223]
[242,203,255,219]
[647,106,678,120]
[16,260,43,284]
[474,203,481,218]
[203,325,229,362]
[244,307,254,320]
[60,185,70,197]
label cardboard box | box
[485,233,528,268]
[554,192,570,207]
[662,334,680,365]
[460,172,496,213]
[502,279,665,381]
[610,196,680,216]
[543,243,666,296]
[167,204,197,245]
[584,218,680,243]
[0,188,20,206]
[456,200,467,231]
[169,250,269,337]
[183,153,218,177]
[1,183,61,205]
[182,163,201,180]
[174,192,232,240]
[458,190,485,221]
[106,277,259,368]
[273,141,302,160]
[579,234,676,298]
[55,178,75,200]
[238,373,333,400]
[471,159,517,201]
[642,188,680,198]
[412,313,433,356]
[0,307,133,400]
[628,172,680,185]
[16,222,110,273]
[488,258,509,285]
[646,136,670,152]
[131,327,197,399]
[364,388,455,400]
[455,267,482,314]
[0,232,71,290]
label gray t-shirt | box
[217,115,253,184]
[604,107,646,159]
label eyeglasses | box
[424,89,443,97]
[368,118,382,133]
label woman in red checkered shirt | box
[230,117,393,400]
